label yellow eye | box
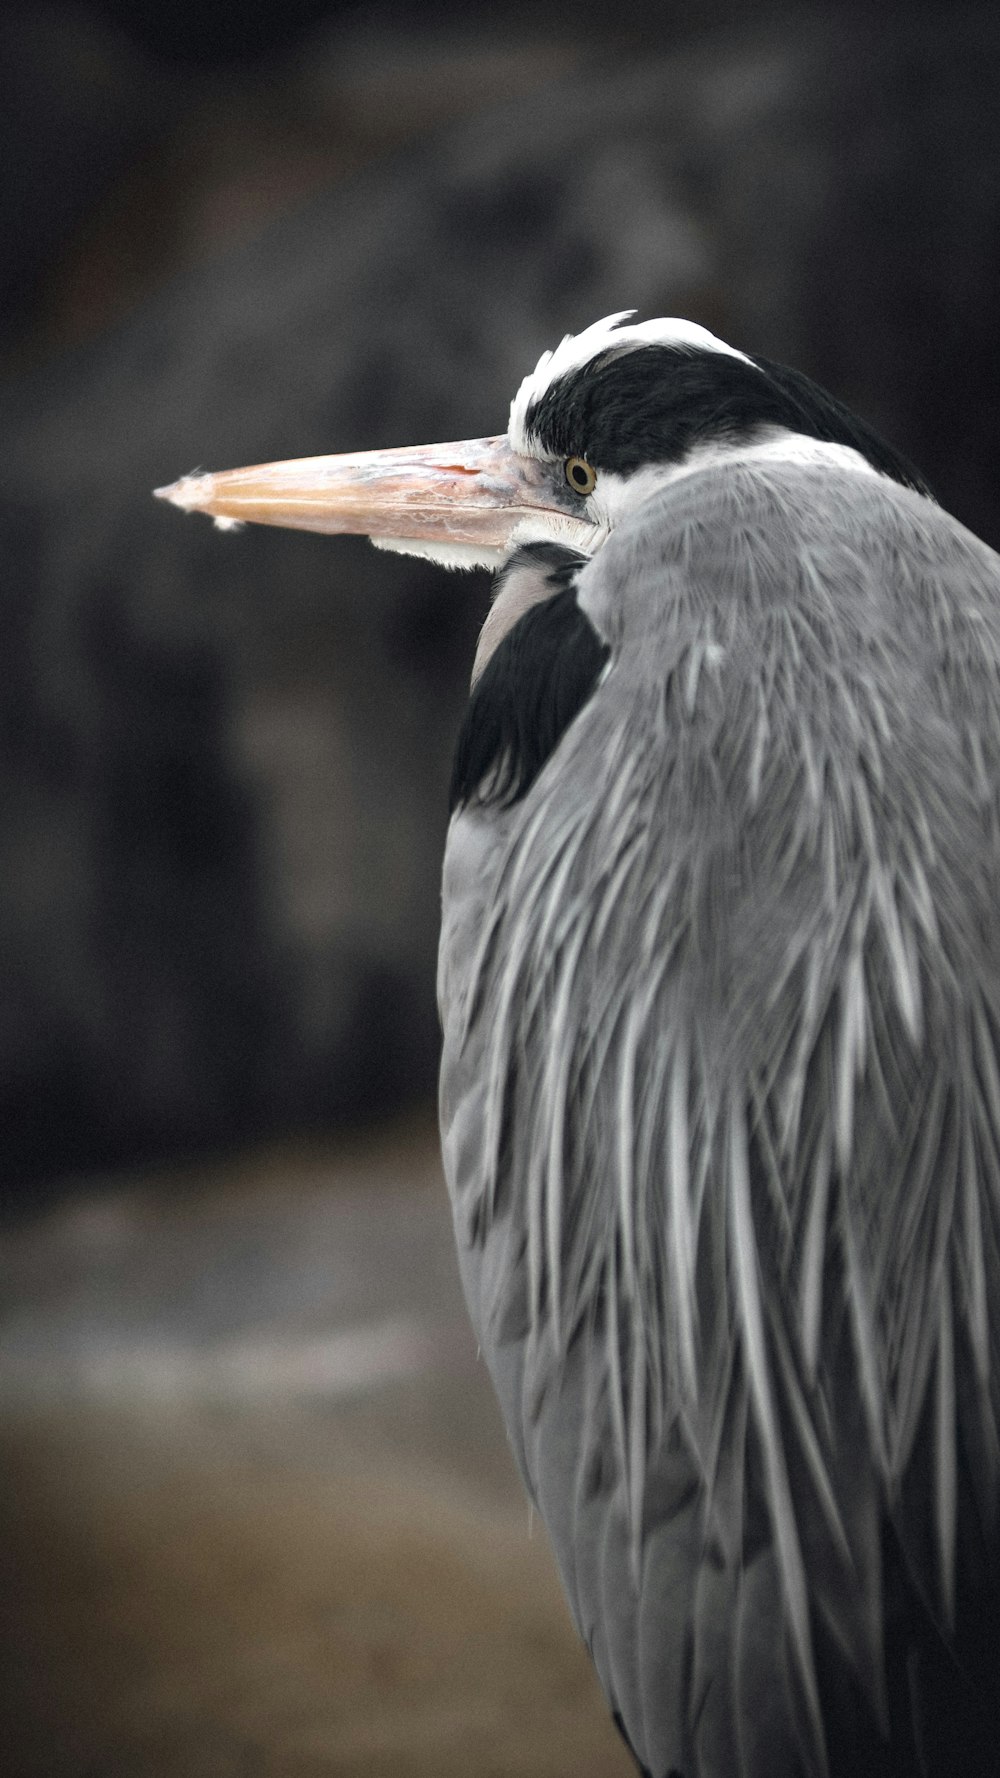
[564,456,597,496]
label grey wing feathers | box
[438,463,1000,1777]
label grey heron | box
[157,312,1000,1777]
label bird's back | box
[439,462,1000,1778]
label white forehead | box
[508,311,754,452]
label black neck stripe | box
[450,561,608,814]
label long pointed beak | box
[155,434,582,554]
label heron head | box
[155,310,928,570]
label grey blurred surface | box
[4,7,999,1195]
[0,1118,634,1776]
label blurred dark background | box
[1,4,999,1773]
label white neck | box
[591,430,883,530]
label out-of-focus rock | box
[2,10,999,1195]
[0,4,180,354]
[4,10,588,367]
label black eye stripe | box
[527,348,930,494]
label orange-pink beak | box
[155,434,588,557]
